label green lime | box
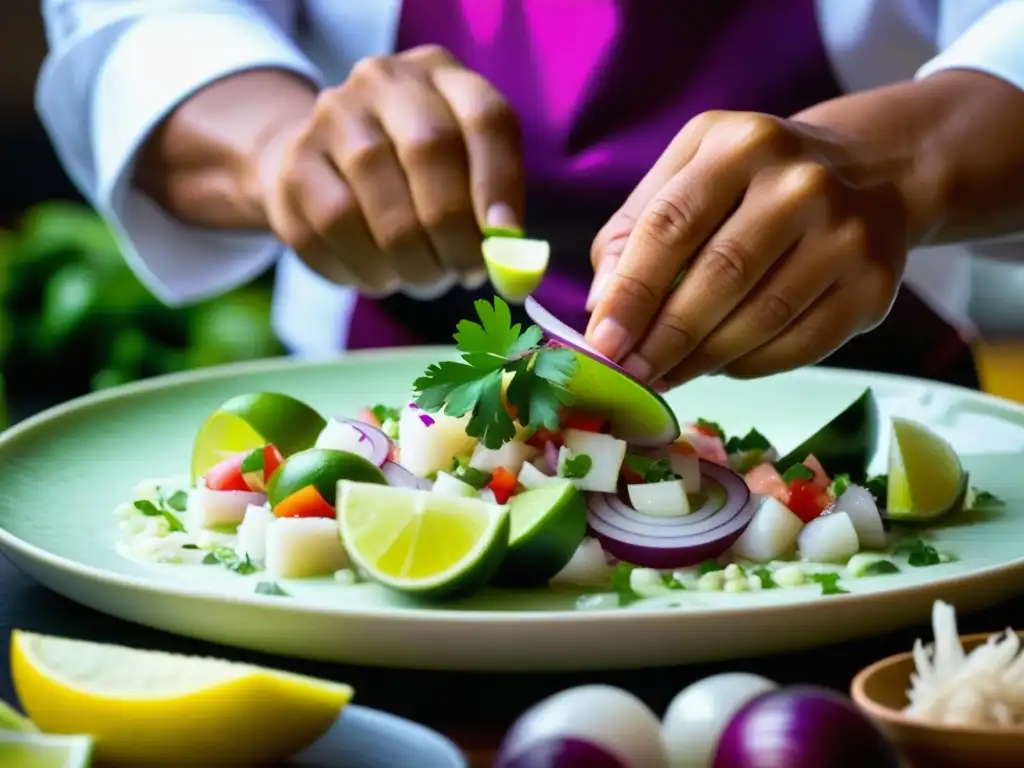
[886,417,967,521]
[481,226,524,239]
[776,387,879,479]
[267,448,386,508]
[0,700,36,733]
[481,236,549,303]
[191,393,326,482]
[493,480,588,586]
[337,481,509,599]
[0,731,92,768]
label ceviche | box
[115,296,1002,605]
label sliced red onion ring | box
[586,461,753,569]
[332,417,393,467]
[381,461,433,490]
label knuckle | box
[641,195,698,248]
[463,97,518,137]
[418,201,470,232]
[402,44,455,68]
[306,192,356,237]
[375,215,425,252]
[781,161,833,201]
[735,114,796,157]
[699,239,749,292]
[396,126,462,168]
[652,311,698,352]
[611,271,660,306]
[834,217,871,254]
[758,289,798,329]
[338,138,391,178]
[349,55,389,84]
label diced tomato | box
[486,466,518,505]
[685,431,729,466]
[562,411,607,433]
[787,478,831,523]
[620,463,645,485]
[802,454,831,490]
[204,453,250,492]
[262,444,284,480]
[527,427,563,449]
[274,485,336,518]
[358,408,382,428]
[745,462,791,505]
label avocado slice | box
[775,388,879,480]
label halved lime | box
[337,481,509,599]
[494,480,588,586]
[481,236,550,303]
[267,448,387,508]
[191,393,326,482]
[886,417,968,521]
[0,732,92,768]
[0,700,36,733]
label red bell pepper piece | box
[274,485,336,518]
[486,466,518,505]
[787,478,831,523]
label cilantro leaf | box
[413,361,484,413]
[862,560,900,576]
[807,572,848,595]
[625,455,678,484]
[865,474,888,500]
[751,567,777,589]
[240,448,264,474]
[894,538,941,567]
[133,499,185,533]
[560,453,593,479]
[782,464,815,483]
[255,581,289,597]
[829,473,852,498]
[724,428,772,453]
[203,547,257,575]
[371,404,400,424]
[165,490,189,512]
[696,419,726,441]
[505,348,574,431]
[972,489,1004,507]
[454,297,523,358]
[463,368,517,449]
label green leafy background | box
[0,201,283,426]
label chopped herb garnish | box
[164,490,189,512]
[625,455,678,484]
[895,538,942,567]
[781,464,815,483]
[829,473,852,498]
[807,572,848,595]
[862,560,900,576]
[697,560,724,576]
[371,404,401,425]
[255,581,289,597]
[413,297,576,449]
[560,452,593,479]
[751,567,777,589]
[132,499,185,533]
[240,448,264,474]
[972,489,1004,507]
[696,418,726,441]
[610,563,639,606]
[181,544,200,550]
[202,547,257,575]
[864,474,888,500]
[724,428,772,453]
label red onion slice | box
[381,461,434,490]
[586,460,754,569]
[543,441,559,476]
[333,417,393,468]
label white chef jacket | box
[36,0,1024,356]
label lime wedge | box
[886,417,967,521]
[267,448,387,508]
[337,481,509,599]
[481,236,550,303]
[494,480,588,586]
[192,393,326,482]
[0,700,36,733]
[0,732,92,768]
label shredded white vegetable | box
[905,600,1024,727]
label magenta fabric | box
[346,0,843,349]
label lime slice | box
[267,448,387,508]
[0,732,92,768]
[886,417,967,521]
[481,236,550,303]
[337,481,509,599]
[11,631,351,767]
[0,700,36,733]
[192,393,326,482]
[494,480,588,586]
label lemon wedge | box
[481,236,550,303]
[11,631,352,767]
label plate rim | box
[2,352,1023,627]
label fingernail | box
[486,203,520,232]
[622,353,653,382]
[590,317,630,360]
[586,260,615,311]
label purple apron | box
[345,0,977,387]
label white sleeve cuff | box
[38,6,323,306]
[917,2,1024,91]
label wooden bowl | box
[851,631,1024,768]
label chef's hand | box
[259,46,523,296]
[585,110,908,388]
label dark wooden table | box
[2,551,1022,767]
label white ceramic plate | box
[1,351,1022,671]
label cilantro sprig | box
[413,298,576,449]
[203,547,258,575]
[133,487,188,533]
